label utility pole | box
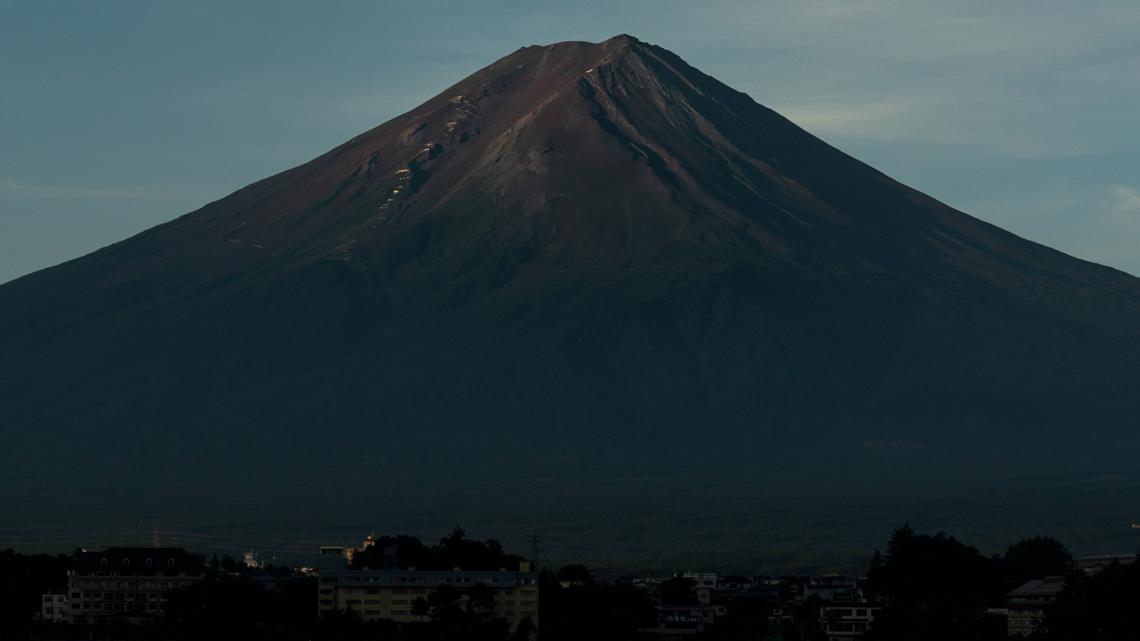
[152,526,161,548]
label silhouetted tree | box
[1001,536,1074,589]
[865,526,1005,641]
[407,583,511,641]
[660,576,699,605]
[1037,557,1140,640]
[352,535,434,570]
[556,564,591,582]
[166,574,271,638]
[351,528,524,572]
[538,570,655,641]
[412,584,463,622]
[467,583,497,619]
[0,549,72,633]
[166,572,317,640]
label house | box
[1005,576,1065,637]
[819,604,880,641]
[640,604,723,640]
[802,575,864,603]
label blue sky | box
[2,0,1139,283]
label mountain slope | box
[2,34,1139,503]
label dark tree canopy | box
[0,549,72,632]
[166,573,317,640]
[350,528,525,572]
[556,564,591,582]
[865,526,1006,641]
[869,525,1003,610]
[659,576,699,606]
[538,571,655,641]
[1038,558,1140,641]
[1001,536,1074,589]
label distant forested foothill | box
[0,526,1138,640]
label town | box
[1,526,1137,640]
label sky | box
[2,0,1139,283]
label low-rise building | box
[768,602,797,629]
[40,593,68,622]
[1006,576,1065,637]
[819,604,879,641]
[681,572,718,590]
[640,604,722,640]
[802,575,864,603]
[67,548,204,624]
[1076,554,1136,575]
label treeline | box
[863,526,1139,641]
[350,527,526,571]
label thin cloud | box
[780,99,921,136]
[1109,185,1140,214]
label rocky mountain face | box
[2,35,1139,506]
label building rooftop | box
[74,547,204,575]
[1006,576,1066,600]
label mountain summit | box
[2,36,1139,509]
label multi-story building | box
[317,557,538,632]
[67,548,204,624]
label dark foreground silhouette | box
[2,526,1137,640]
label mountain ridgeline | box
[2,35,1139,504]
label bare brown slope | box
[1,35,1139,499]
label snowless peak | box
[603,33,642,46]
[2,35,1140,521]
